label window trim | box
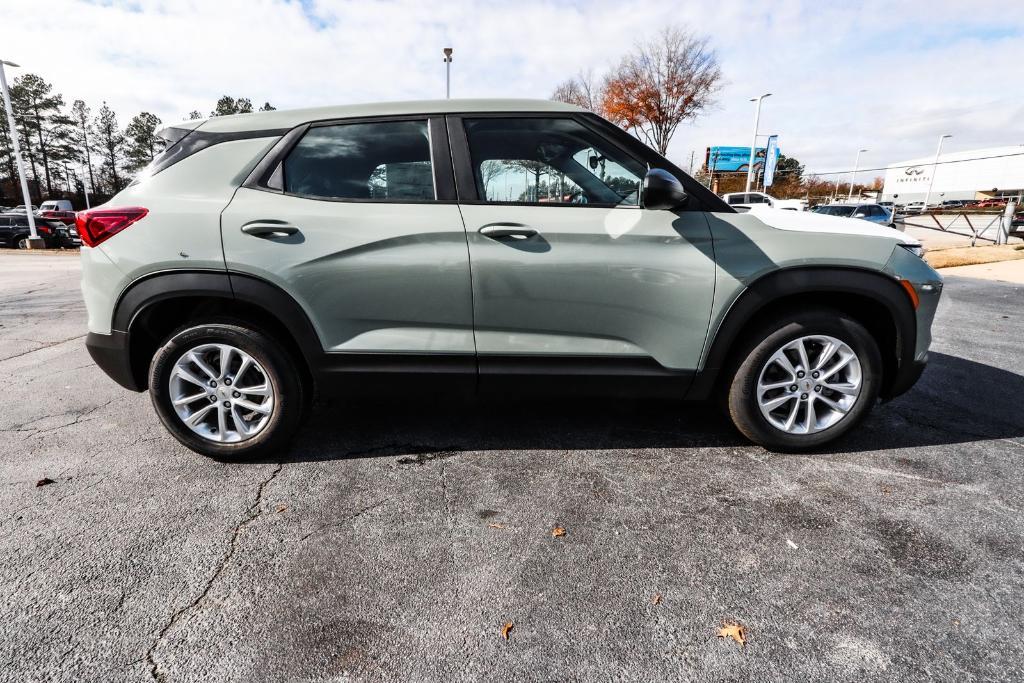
[241,114,457,204]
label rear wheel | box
[148,322,306,459]
[726,309,882,451]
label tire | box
[15,235,30,249]
[148,322,307,459]
[725,308,882,451]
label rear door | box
[449,114,716,393]
[221,116,474,367]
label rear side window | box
[283,120,434,201]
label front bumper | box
[882,356,927,400]
[86,331,144,391]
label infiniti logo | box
[905,166,925,176]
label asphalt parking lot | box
[2,252,1023,682]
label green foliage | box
[124,112,163,174]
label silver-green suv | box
[77,99,942,458]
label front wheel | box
[148,322,306,459]
[726,309,882,451]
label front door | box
[451,115,716,392]
[221,117,474,367]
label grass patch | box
[926,244,1024,269]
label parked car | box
[972,199,1007,209]
[939,200,968,209]
[721,191,807,211]
[0,213,76,248]
[78,99,940,458]
[39,199,76,224]
[12,204,39,214]
[902,201,926,215]
[811,203,895,227]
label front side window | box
[463,118,644,206]
[284,120,434,200]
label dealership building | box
[881,145,1024,203]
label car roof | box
[192,98,585,134]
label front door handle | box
[479,223,538,240]
[241,221,300,238]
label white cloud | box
[3,0,1021,177]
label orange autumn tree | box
[601,27,723,155]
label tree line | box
[0,74,274,207]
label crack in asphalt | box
[145,463,284,682]
[0,399,115,440]
[298,498,391,542]
[0,334,86,363]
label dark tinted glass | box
[463,118,644,206]
[284,120,434,200]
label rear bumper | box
[86,331,143,391]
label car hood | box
[746,205,911,242]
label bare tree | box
[602,27,723,155]
[551,69,605,114]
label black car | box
[0,213,79,248]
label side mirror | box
[642,168,688,211]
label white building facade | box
[882,146,1024,203]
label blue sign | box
[763,136,779,186]
[706,145,780,173]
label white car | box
[722,191,806,212]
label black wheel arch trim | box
[686,266,918,400]
[110,269,325,380]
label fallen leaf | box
[36,478,55,487]
[276,504,288,513]
[501,622,514,640]
[487,523,506,529]
[551,527,566,538]
[881,485,893,495]
[651,594,662,605]
[718,622,746,646]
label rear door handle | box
[479,223,538,240]
[241,221,299,238]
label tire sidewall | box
[728,311,883,451]
[149,323,303,460]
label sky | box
[2,0,1022,179]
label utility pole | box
[443,48,453,99]
[923,134,951,211]
[0,59,42,247]
[745,93,771,193]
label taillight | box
[75,207,148,247]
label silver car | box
[78,99,941,458]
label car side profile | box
[78,99,942,458]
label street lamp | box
[848,148,868,200]
[923,134,952,210]
[443,47,453,99]
[745,93,771,193]
[0,58,42,247]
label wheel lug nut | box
[225,378,232,386]
[797,371,805,378]
[209,395,217,403]
[209,380,217,388]
[232,391,240,398]
[815,385,822,392]
[812,371,820,379]
[223,401,231,408]
[800,393,808,400]
[789,385,798,392]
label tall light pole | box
[847,148,868,200]
[443,47,453,99]
[0,59,41,246]
[923,134,951,210]
[745,93,771,193]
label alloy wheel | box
[168,343,275,443]
[755,334,863,435]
